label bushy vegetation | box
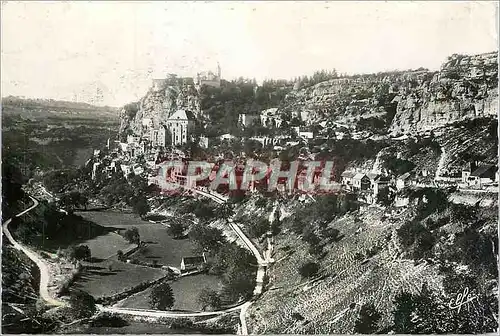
[167,220,187,239]
[398,187,497,287]
[208,244,257,301]
[180,199,217,221]
[123,227,140,244]
[189,224,225,252]
[123,102,139,119]
[58,191,88,213]
[69,290,97,318]
[198,288,222,311]
[66,245,91,261]
[287,194,354,256]
[397,221,435,259]
[298,262,320,278]
[354,303,382,334]
[391,282,497,333]
[150,281,175,310]
[382,155,415,176]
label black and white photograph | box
[1,1,498,334]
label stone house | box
[353,173,371,190]
[396,172,412,190]
[467,164,497,187]
[341,171,356,187]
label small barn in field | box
[180,253,207,272]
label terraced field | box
[247,206,443,334]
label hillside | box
[242,191,497,334]
[2,96,119,119]
[280,52,497,136]
[119,52,497,142]
[2,97,120,174]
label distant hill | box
[1,96,119,119]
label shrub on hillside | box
[383,156,415,176]
[354,302,381,334]
[90,313,129,328]
[132,196,150,218]
[410,188,449,220]
[298,262,319,278]
[189,224,226,252]
[391,282,498,333]
[397,221,435,259]
[69,290,97,318]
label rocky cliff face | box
[389,52,497,135]
[119,52,497,138]
[281,52,497,134]
[119,80,201,136]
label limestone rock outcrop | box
[281,52,497,134]
[120,79,201,136]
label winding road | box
[4,188,271,335]
[186,187,274,334]
[2,196,65,307]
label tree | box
[132,196,150,218]
[168,220,187,238]
[222,268,256,301]
[217,203,234,220]
[69,290,97,318]
[298,261,319,278]
[189,224,226,252]
[392,291,416,333]
[247,217,269,238]
[198,288,222,311]
[58,191,88,213]
[117,250,124,261]
[124,227,140,244]
[354,303,381,333]
[67,245,91,261]
[377,187,394,207]
[150,281,175,310]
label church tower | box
[217,62,221,79]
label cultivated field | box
[82,232,134,260]
[71,259,166,299]
[116,274,223,311]
[79,211,196,267]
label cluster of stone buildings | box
[339,159,499,207]
[152,63,222,92]
[118,109,208,163]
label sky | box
[1,1,498,107]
